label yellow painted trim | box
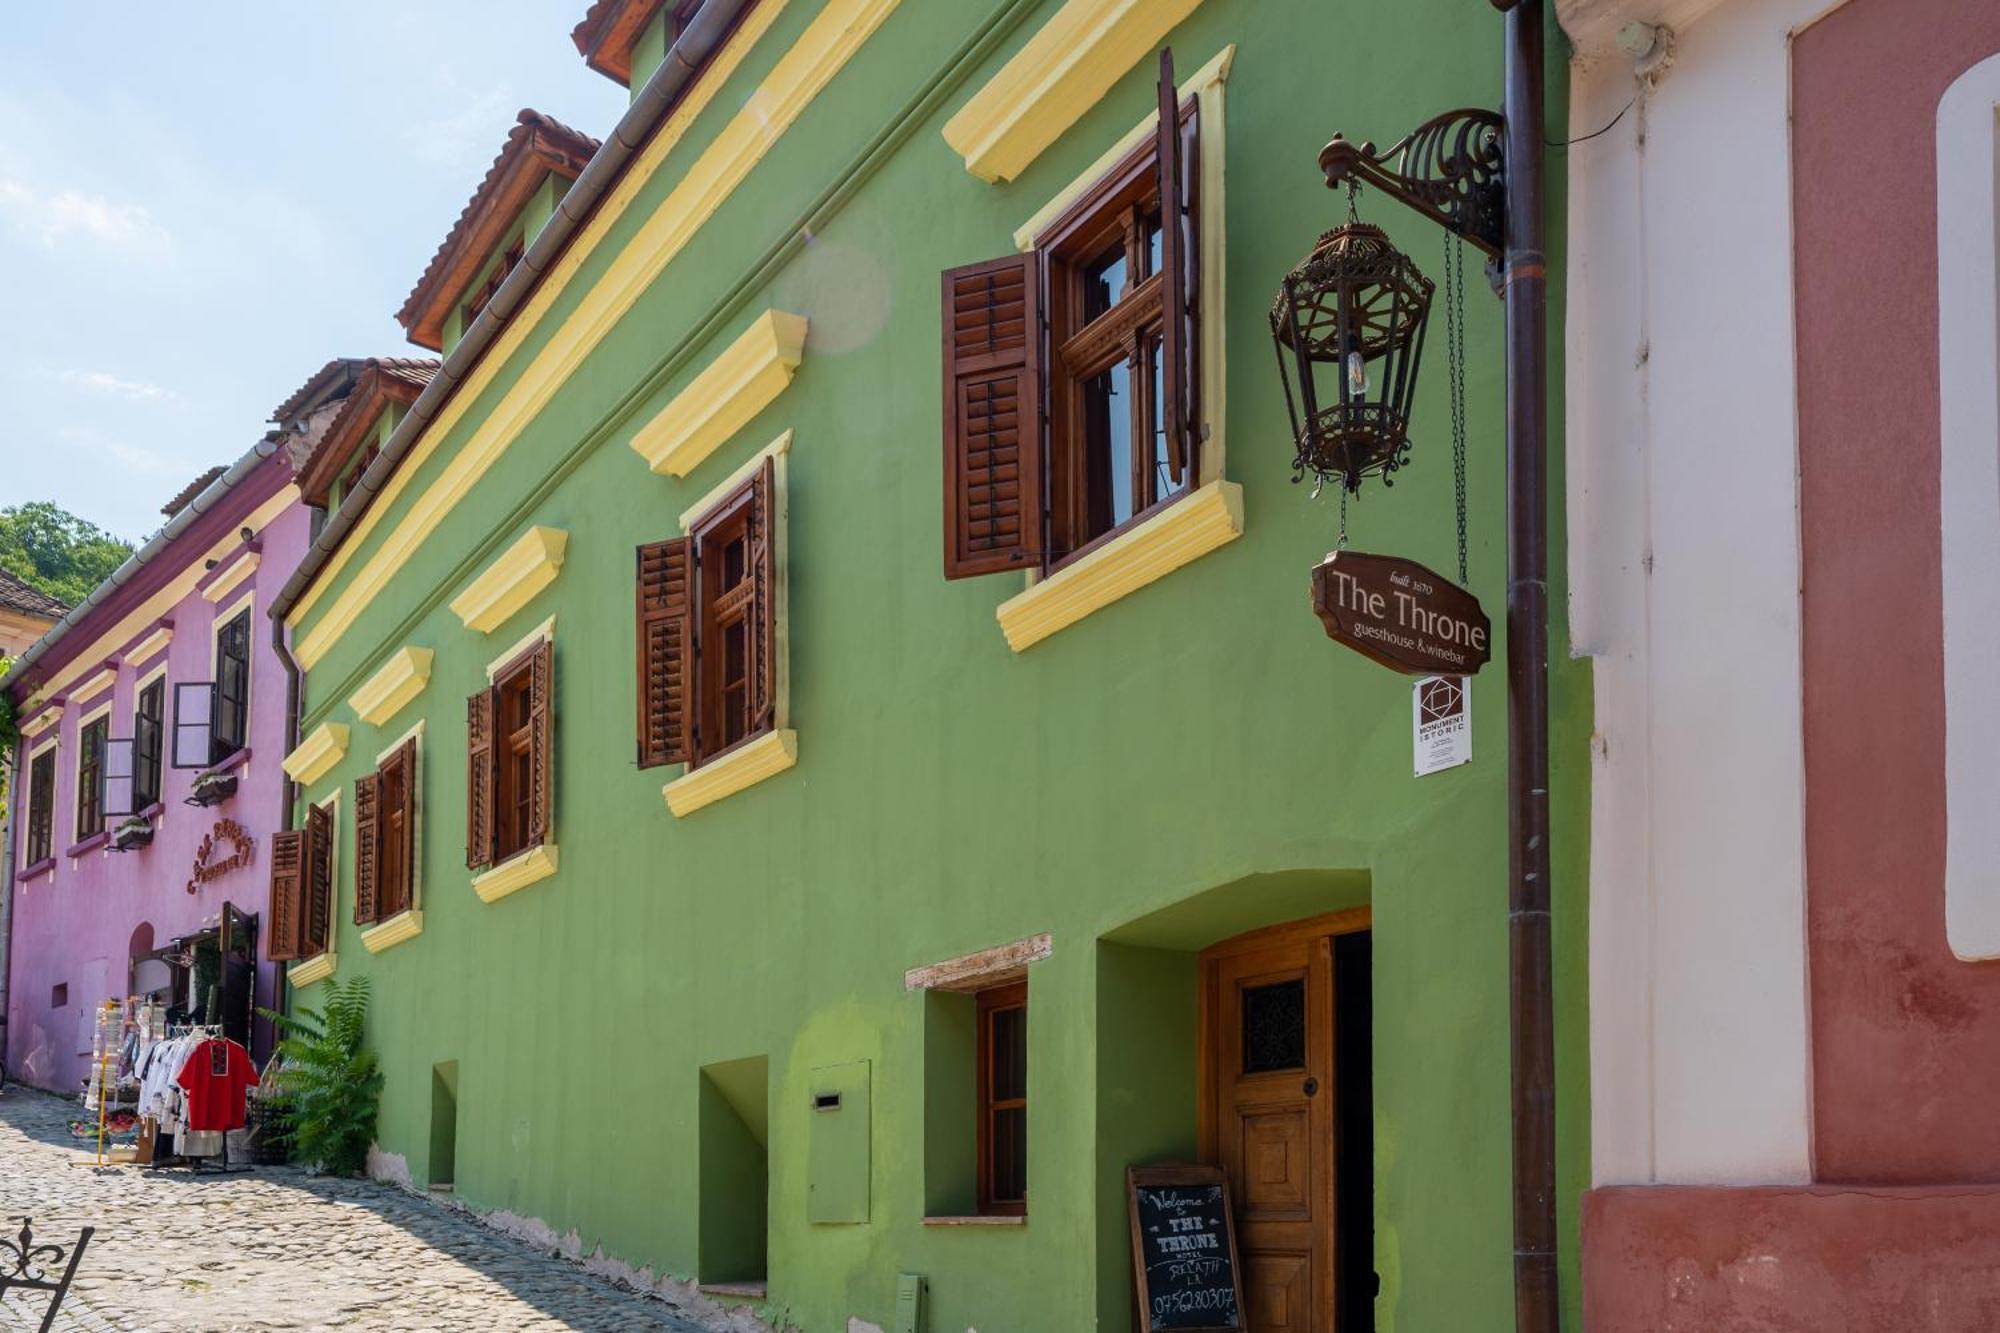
[471,842,559,904]
[200,549,260,604]
[663,729,797,817]
[282,722,349,787]
[484,616,556,680]
[125,625,173,666]
[22,706,59,738]
[448,527,568,634]
[630,310,808,477]
[288,951,337,988]
[360,908,423,955]
[287,0,901,669]
[72,666,117,706]
[679,429,792,530]
[347,647,435,726]
[996,480,1243,652]
[941,0,1205,183]
[25,486,296,709]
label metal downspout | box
[1496,1,1558,1329]
[0,741,19,1066]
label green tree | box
[0,502,133,607]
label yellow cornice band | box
[347,646,436,727]
[449,528,568,635]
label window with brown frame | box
[74,714,108,842]
[466,639,552,870]
[213,607,252,761]
[24,746,55,865]
[133,677,164,809]
[942,52,1199,581]
[976,981,1028,1216]
[635,457,777,770]
[267,801,334,963]
[355,738,417,926]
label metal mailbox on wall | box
[807,1059,871,1224]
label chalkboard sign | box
[1128,1164,1245,1332]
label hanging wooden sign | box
[1128,1164,1245,1332]
[186,819,254,896]
[1311,549,1491,676]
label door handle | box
[1303,1076,1319,1098]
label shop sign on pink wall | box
[186,819,254,896]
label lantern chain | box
[1446,230,1468,584]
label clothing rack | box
[145,1026,245,1174]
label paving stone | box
[0,1085,733,1332]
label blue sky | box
[0,4,629,542]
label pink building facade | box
[3,443,308,1094]
[1565,0,2000,1321]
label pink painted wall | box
[6,456,307,1093]
[1584,1184,2000,1331]
[1793,0,2000,1183]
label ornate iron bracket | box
[1318,108,1506,267]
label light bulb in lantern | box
[1346,349,1368,396]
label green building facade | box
[273,1,1586,1329]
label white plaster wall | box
[1938,57,2000,960]
[1566,0,1836,1186]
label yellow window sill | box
[282,722,349,788]
[347,646,435,726]
[630,309,808,477]
[996,480,1243,652]
[663,729,798,817]
[922,1215,1027,1227]
[941,0,1206,183]
[449,527,568,633]
[288,952,337,988]
[360,908,423,955]
[472,842,559,904]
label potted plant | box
[188,769,238,807]
[109,815,153,852]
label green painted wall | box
[289,2,1585,1329]
[441,175,565,356]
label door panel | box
[1209,934,1336,1333]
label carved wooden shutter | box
[1156,48,1195,486]
[527,640,553,845]
[942,253,1043,578]
[748,455,778,733]
[267,830,304,962]
[636,538,693,768]
[392,737,418,912]
[466,687,496,869]
[353,771,380,925]
[305,801,333,956]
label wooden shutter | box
[353,771,380,925]
[1156,48,1191,485]
[305,802,333,956]
[748,456,778,732]
[943,253,1044,578]
[527,640,553,846]
[267,830,304,962]
[636,538,693,768]
[392,737,418,912]
[466,687,496,868]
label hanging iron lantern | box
[1270,221,1435,492]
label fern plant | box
[259,975,383,1176]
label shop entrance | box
[1200,911,1372,1333]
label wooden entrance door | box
[1200,910,1367,1333]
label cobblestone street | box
[0,1086,756,1332]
